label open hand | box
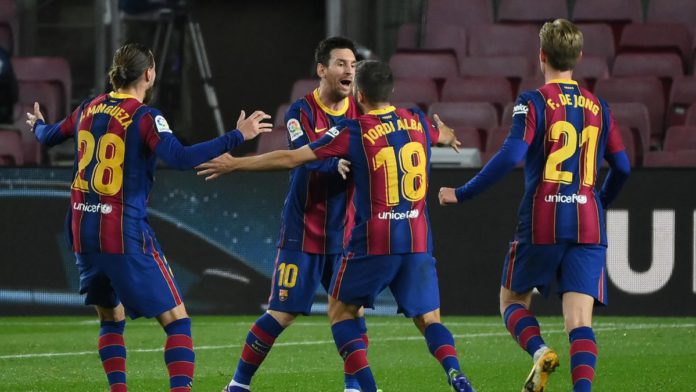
[236,110,273,140]
[438,187,458,205]
[433,114,461,153]
[25,102,45,131]
[196,153,237,181]
[337,159,351,180]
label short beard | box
[143,86,154,105]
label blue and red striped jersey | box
[35,91,244,254]
[510,79,625,245]
[278,89,360,254]
[309,106,440,256]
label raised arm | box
[196,145,319,180]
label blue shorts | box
[501,241,608,305]
[329,252,440,318]
[267,248,340,315]
[76,241,184,319]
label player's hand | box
[433,114,461,153]
[438,187,458,205]
[196,153,237,181]
[337,159,351,180]
[236,110,273,140]
[25,102,45,132]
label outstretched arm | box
[600,150,630,208]
[27,102,77,146]
[196,145,319,180]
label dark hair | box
[108,43,155,90]
[314,36,357,67]
[540,19,583,71]
[355,60,393,103]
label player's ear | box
[316,62,326,78]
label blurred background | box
[1,0,695,317]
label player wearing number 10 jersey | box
[27,43,271,392]
[439,19,630,392]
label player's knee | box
[413,309,441,333]
[564,317,591,334]
[267,310,297,327]
[95,304,125,322]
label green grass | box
[0,316,694,391]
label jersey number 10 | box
[71,130,125,196]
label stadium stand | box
[396,23,419,50]
[11,57,72,119]
[662,125,696,151]
[392,78,439,108]
[576,23,616,65]
[573,56,609,89]
[0,0,17,54]
[616,125,637,166]
[289,79,319,103]
[425,0,494,29]
[686,103,696,126]
[458,56,536,80]
[497,0,569,24]
[388,52,458,79]
[0,127,23,165]
[423,24,467,64]
[441,77,513,116]
[428,101,498,134]
[274,103,290,127]
[618,23,692,69]
[667,76,696,126]
[607,102,651,158]
[646,0,696,56]
[17,81,61,123]
[643,150,696,167]
[14,103,42,165]
[467,24,539,58]
[572,0,643,24]
[482,126,510,162]
[612,53,683,80]
[255,126,289,154]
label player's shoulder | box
[140,106,172,133]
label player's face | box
[320,48,356,101]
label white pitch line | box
[0,323,693,360]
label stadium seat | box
[0,127,23,166]
[425,0,494,29]
[389,52,458,80]
[392,78,439,107]
[459,56,536,80]
[573,56,609,90]
[445,126,484,151]
[667,76,696,126]
[572,0,642,24]
[467,24,539,58]
[612,53,683,80]
[685,103,696,126]
[501,102,515,127]
[646,0,696,51]
[428,102,498,134]
[17,81,62,123]
[14,103,42,165]
[662,126,696,151]
[0,0,17,54]
[256,126,289,154]
[643,150,696,167]
[618,23,692,68]
[441,77,513,116]
[615,125,637,166]
[393,102,420,111]
[289,79,319,103]
[11,57,72,119]
[497,0,569,24]
[274,103,291,127]
[482,126,510,161]
[607,102,651,156]
[424,24,467,64]
[576,24,615,65]
[396,23,419,50]
[595,77,665,146]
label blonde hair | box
[539,18,583,71]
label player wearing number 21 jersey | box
[439,19,630,392]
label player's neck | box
[316,86,345,111]
[116,86,145,102]
[544,68,574,83]
[361,101,391,113]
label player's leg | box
[499,242,562,392]
[559,245,606,392]
[225,249,323,391]
[157,304,195,392]
[324,253,368,392]
[391,253,473,392]
[77,253,128,392]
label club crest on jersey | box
[279,289,289,301]
[287,118,303,141]
[513,104,529,116]
[155,115,172,133]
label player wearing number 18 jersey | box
[439,19,630,392]
[27,43,271,392]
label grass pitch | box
[0,315,694,391]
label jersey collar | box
[313,89,349,116]
[367,105,396,115]
[109,91,139,100]
[547,78,578,85]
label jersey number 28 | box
[71,130,125,196]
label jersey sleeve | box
[33,101,84,146]
[309,123,351,160]
[286,101,340,173]
[604,110,626,156]
[411,108,439,145]
[507,93,538,145]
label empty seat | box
[14,103,42,165]
[0,0,17,54]
[595,77,665,146]
[17,81,62,123]
[607,102,651,155]
[445,126,484,151]
[643,150,696,167]
[389,52,458,79]
[685,103,696,126]
[572,0,643,24]
[441,77,513,114]
[11,57,72,118]
[256,126,289,154]
[425,0,494,28]
[667,76,696,126]
[518,75,545,94]
[424,24,467,63]
[274,103,291,127]
[396,23,419,50]
[482,126,511,161]
[289,79,319,103]
[646,0,696,48]
[392,78,439,107]
[459,56,536,79]
[662,126,696,151]
[577,23,615,64]
[612,53,683,79]
[0,127,23,166]
[574,56,609,88]
[501,102,516,127]
[468,24,539,58]
[428,102,498,132]
[619,23,692,67]
[497,0,569,24]
[615,125,637,166]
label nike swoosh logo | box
[315,127,327,133]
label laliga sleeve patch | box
[155,115,172,133]
[286,118,304,141]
